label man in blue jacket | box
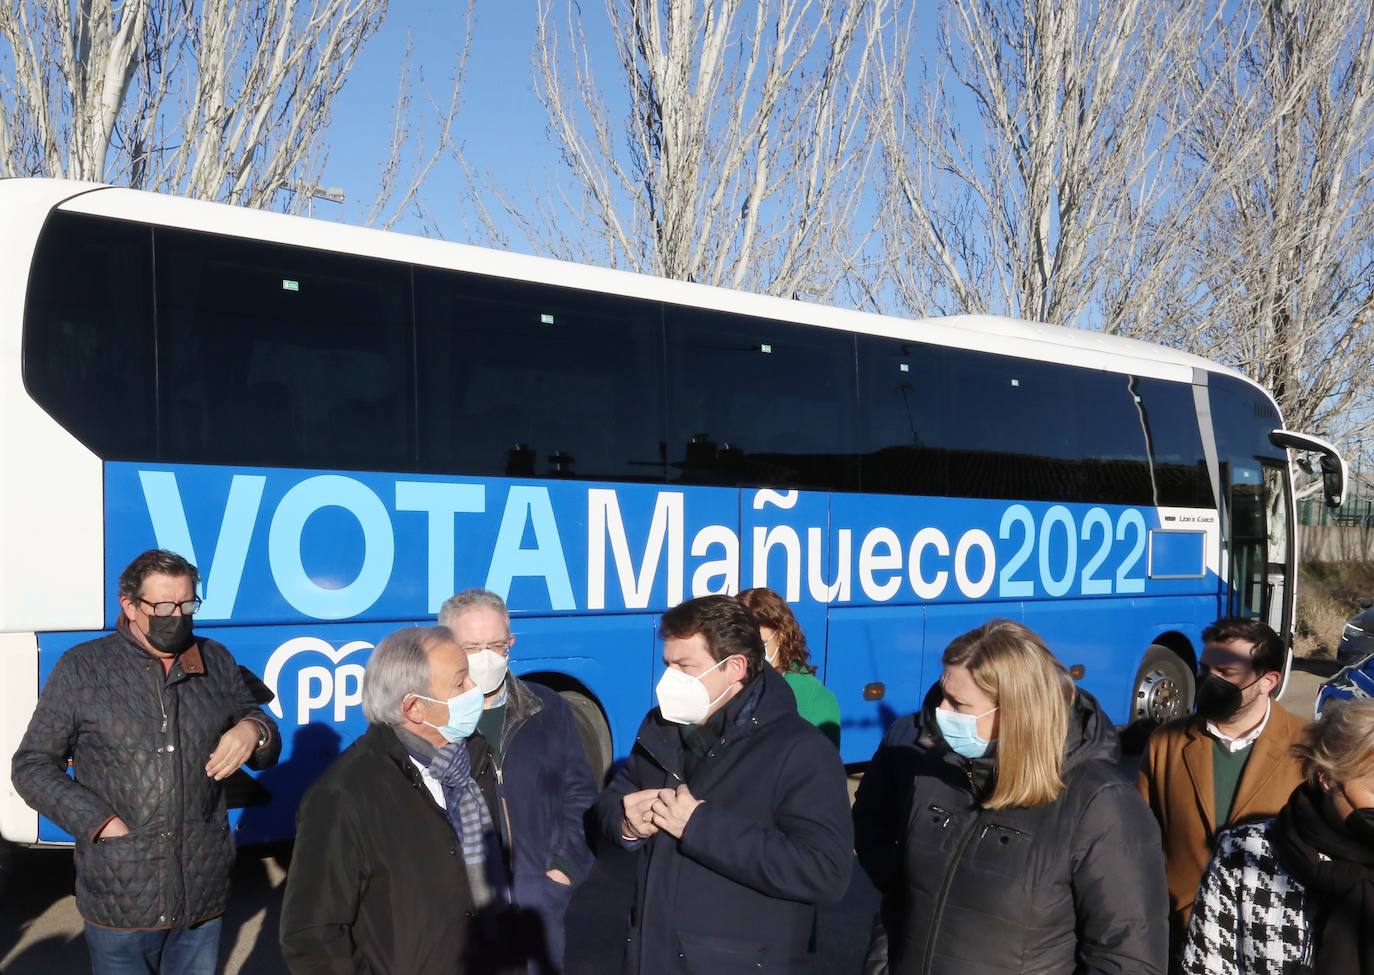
[593,594,853,974]
[439,589,596,975]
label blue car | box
[1340,603,1374,660]
[1315,603,1374,716]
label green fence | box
[1299,493,1374,527]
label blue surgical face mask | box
[413,686,484,743]
[935,705,998,759]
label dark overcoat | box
[280,723,481,975]
[594,666,854,975]
[475,676,597,973]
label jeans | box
[84,917,221,975]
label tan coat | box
[1136,702,1307,954]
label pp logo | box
[263,636,375,726]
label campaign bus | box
[0,178,1347,860]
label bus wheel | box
[1131,645,1195,727]
[559,690,613,782]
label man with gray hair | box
[280,625,501,975]
[439,588,596,975]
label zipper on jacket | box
[921,810,983,974]
[636,737,684,785]
[475,748,518,892]
[493,762,515,861]
[145,663,169,734]
[485,685,534,864]
[492,709,527,850]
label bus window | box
[1077,370,1153,505]
[415,270,665,482]
[941,350,1106,502]
[856,335,949,496]
[665,307,857,490]
[154,229,414,472]
[1131,377,1212,508]
[855,341,1206,507]
[23,213,156,459]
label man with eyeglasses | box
[12,548,279,975]
[437,589,596,975]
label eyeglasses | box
[460,640,513,655]
[138,597,203,618]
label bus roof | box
[19,178,1252,390]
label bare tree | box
[1173,0,1374,438]
[365,9,474,232]
[0,0,462,217]
[873,0,1217,332]
[495,0,893,300]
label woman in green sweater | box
[738,587,841,749]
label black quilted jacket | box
[853,687,1169,975]
[11,623,280,928]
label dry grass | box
[1295,561,1374,659]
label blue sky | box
[320,2,603,243]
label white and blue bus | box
[0,178,1346,855]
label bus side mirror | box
[1321,454,1345,509]
[1270,429,1347,509]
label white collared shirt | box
[1207,698,1272,753]
[409,757,445,806]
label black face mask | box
[1194,672,1259,722]
[144,614,194,655]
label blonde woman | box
[852,619,1168,975]
[737,587,841,748]
[1183,700,1374,975]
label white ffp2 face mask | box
[655,656,735,725]
[468,649,509,695]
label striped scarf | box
[396,728,502,908]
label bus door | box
[1225,460,1291,632]
[1262,464,1293,636]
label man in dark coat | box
[593,594,853,975]
[439,589,596,975]
[281,625,500,975]
[11,548,280,975]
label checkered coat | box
[1181,819,1315,974]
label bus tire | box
[559,690,613,782]
[1131,645,1195,728]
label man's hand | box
[96,816,129,841]
[546,868,571,886]
[205,720,261,780]
[621,788,663,840]
[650,784,702,839]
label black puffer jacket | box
[852,686,1168,975]
[11,624,279,928]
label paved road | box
[0,790,881,975]
[0,663,1330,975]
